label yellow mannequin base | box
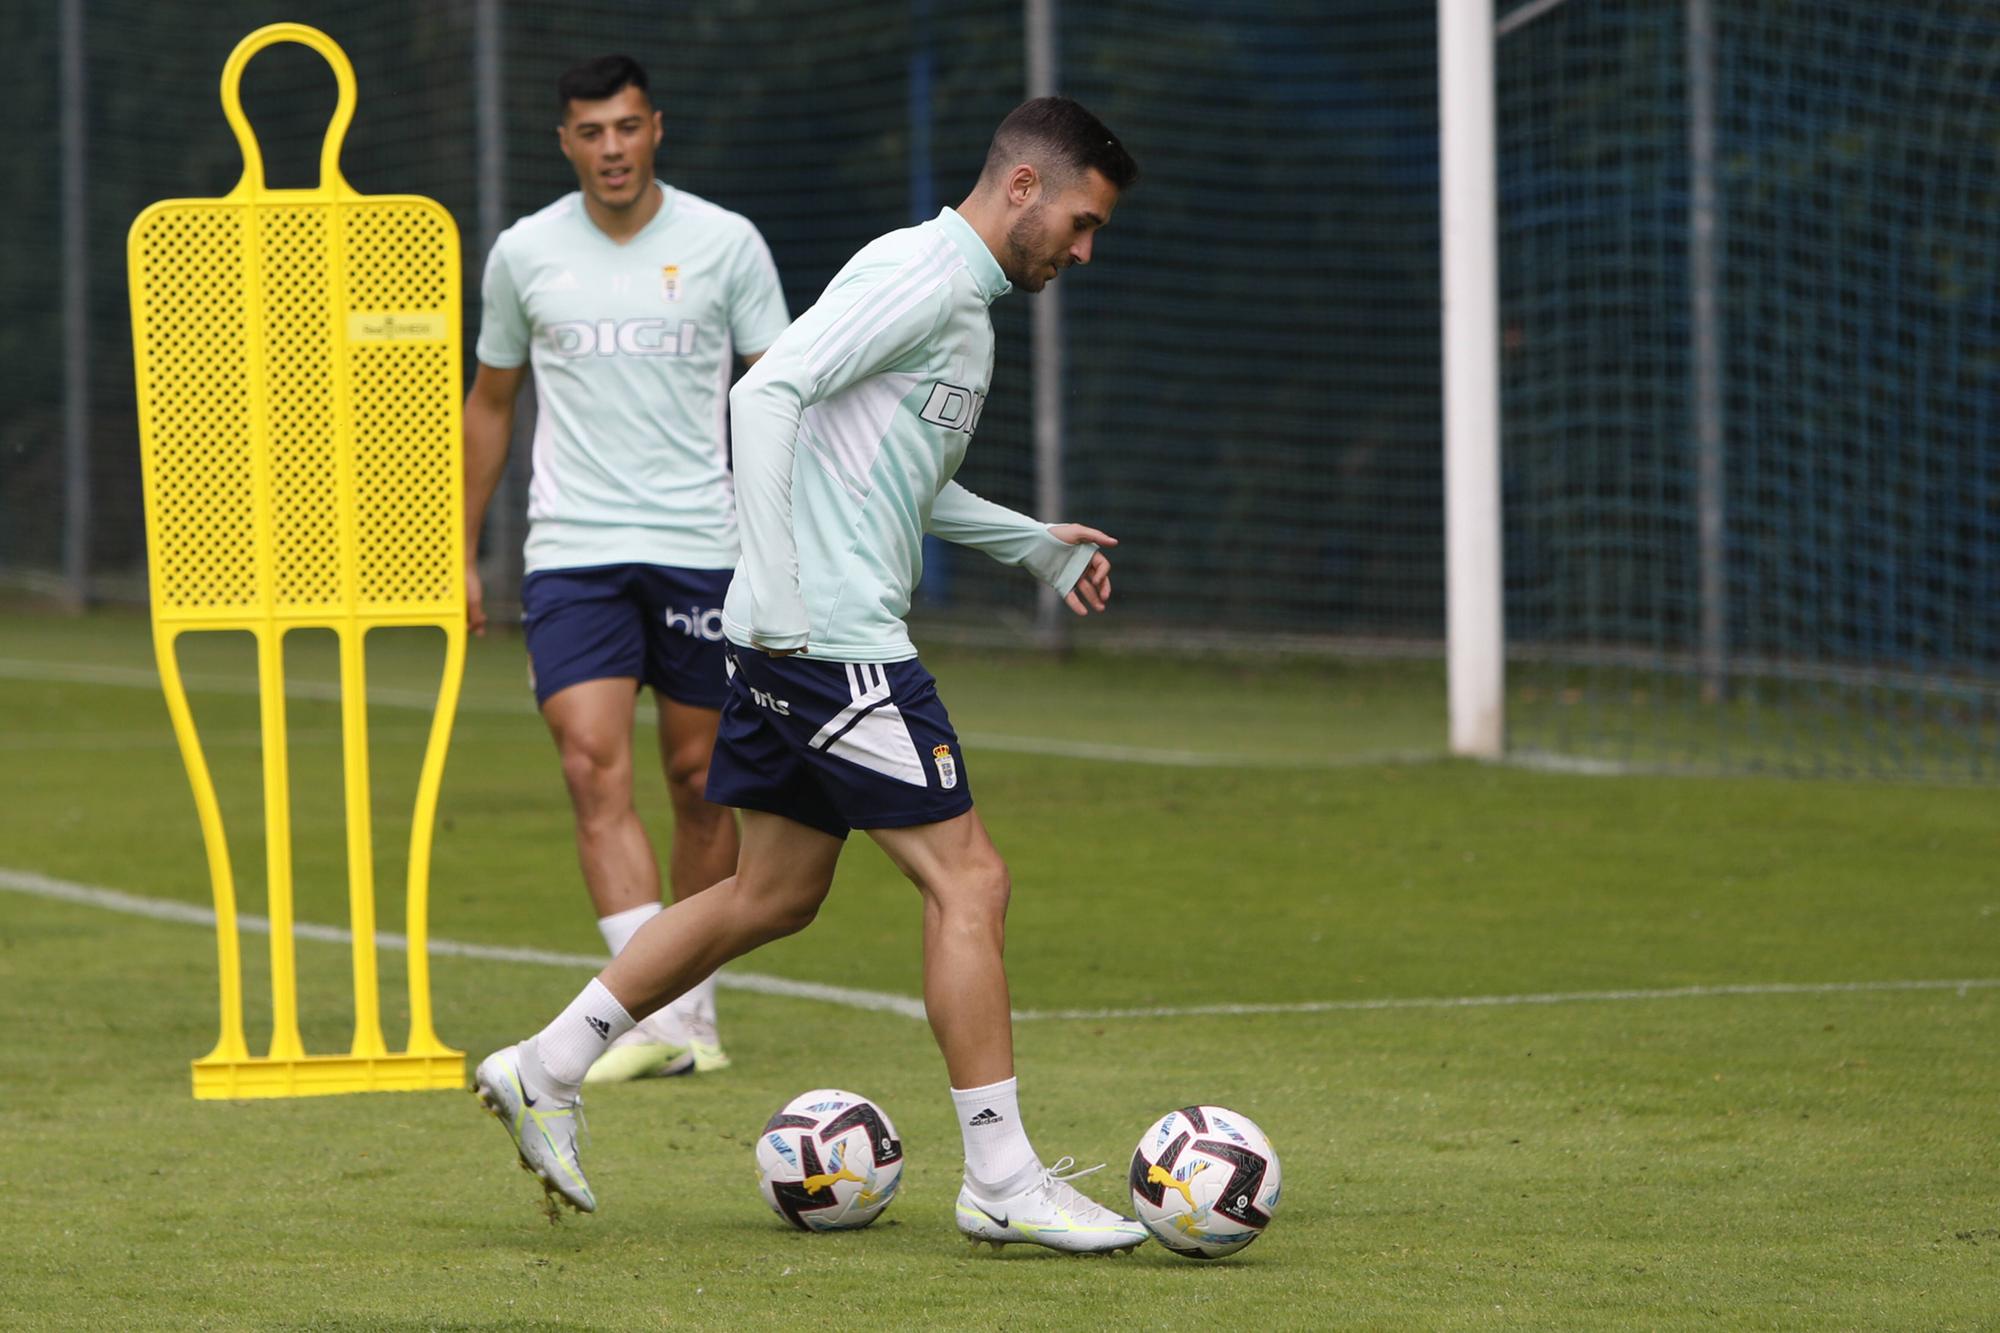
[193,1050,465,1100]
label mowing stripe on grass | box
[0,655,1423,771]
[7,866,1996,1025]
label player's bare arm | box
[462,360,526,636]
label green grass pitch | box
[1,608,1995,1329]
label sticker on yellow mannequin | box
[126,23,466,1100]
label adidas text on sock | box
[950,1076,1037,1192]
[532,977,635,1090]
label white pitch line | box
[1011,978,2000,1023]
[0,727,437,752]
[0,866,927,1021]
[0,655,1399,771]
[956,733,1431,771]
[6,866,1994,1026]
[0,657,518,715]
[1504,750,1636,777]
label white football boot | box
[678,1004,732,1073]
[955,1157,1150,1255]
[473,1043,596,1214]
[582,1009,696,1085]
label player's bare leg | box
[543,677,658,917]
[542,677,690,1081]
[479,811,841,1213]
[869,810,1147,1255]
[655,696,741,1068]
[867,809,1013,1087]
[599,810,842,1014]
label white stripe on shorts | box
[825,703,928,787]
[800,662,928,787]
[809,662,891,751]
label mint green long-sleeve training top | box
[722,207,1094,662]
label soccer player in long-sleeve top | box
[464,56,790,1083]
[476,97,1144,1254]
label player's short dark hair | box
[557,55,650,111]
[982,96,1138,193]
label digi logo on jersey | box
[917,382,987,435]
[663,606,726,641]
[545,318,700,358]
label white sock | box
[596,901,662,957]
[952,1076,1039,1195]
[525,978,634,1095]
[671,970,720,1026]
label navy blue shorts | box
[520,563,733,709]
[705,647,974,838]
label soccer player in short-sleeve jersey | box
[463,55,789,1083]
[476,97,1149,1254]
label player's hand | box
[1048,524,1116,616]
[466,562,487,637]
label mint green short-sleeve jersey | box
[476,183,789,573]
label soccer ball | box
[755,1089,904,1231]
[1127,1104,1282,1259]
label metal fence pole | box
[911,0,953,607]
[1688,0,1727,704]
[474,0,525,614]
[475,1,505,282]
[60,0,91,611]
[1026,0,1066,650]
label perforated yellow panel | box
[262,207,342,611]
[132,199,461,624]
[131,209,261,612]
[127,24,466,1100]
[345,201,459,613]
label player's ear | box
[1008,164,1038,207]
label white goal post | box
[1439,0,1505,758]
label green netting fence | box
[2,0,1439,650]
[4,1,1993,779]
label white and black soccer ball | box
[1128,1104,1282,1259]
[755,1089,904,1231]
